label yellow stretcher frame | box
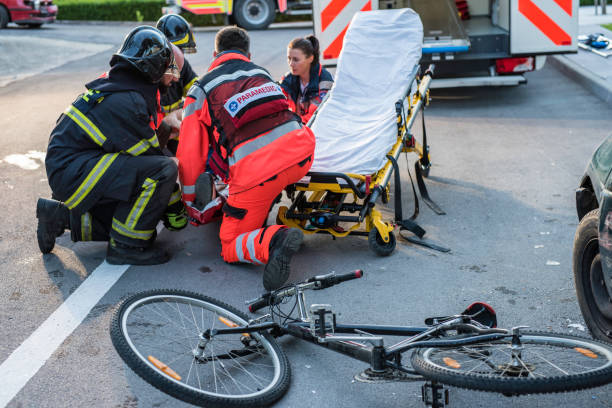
[277,65,435,256]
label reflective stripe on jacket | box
[46,88,164,213]
[177,51,315,204]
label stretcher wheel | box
[368,228,396,256]
[418,159,431,178]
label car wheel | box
[233,0,275,30]
[0,7,9,29]
[573,209,612,342]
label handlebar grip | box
[248,297,270,313]
[318,270,364,288]
[334,269,363,284]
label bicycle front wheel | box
[110,289,290,408]
[411,331,612,395]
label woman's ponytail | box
[288,35,320,68]
[305,35,320,67]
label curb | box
[54,20,313,31]
[549,54,612,106]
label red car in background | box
[0,0,57,28]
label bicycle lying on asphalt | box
[110,271,612,407]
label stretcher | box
[277,8,448,255]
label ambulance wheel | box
[368,228,396,256]
[233,0,276,30]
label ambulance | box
[314,0,579,88]
[164,0,578,88]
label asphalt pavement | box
[1,10,612,408]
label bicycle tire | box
[410,331,612,395]
[110,289,291,408]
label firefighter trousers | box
[220,157,312,264]
[69,155,179,247]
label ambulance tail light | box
[495,57,535,74]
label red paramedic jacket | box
[177,52,315,209]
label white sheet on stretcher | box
[309,8,423,175]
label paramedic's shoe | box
[36,198,70,254]
[193,172,214,211]
[106,239,170,265]
[263,228,303,291]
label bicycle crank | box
[354,368,423,383]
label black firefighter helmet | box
[111,26,173,84]
[157,14,197,54]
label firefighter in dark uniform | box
[36,26,187,265]
[156,13,199,155]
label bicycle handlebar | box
[248,294,280,313]
[308,269,363,289]
[247,270,364,313]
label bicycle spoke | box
[225,350,270,386]
[216,355,259,394]
[190,303,201,333]
[209,338,219,393]
[186,355,195,385]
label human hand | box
[163,109,183,130]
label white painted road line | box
[0,261,129,407]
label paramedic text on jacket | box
[177,26,316,291]
[37,26,187,266]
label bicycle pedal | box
[422,381,449,407]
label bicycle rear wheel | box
[110,289,290,408]
[411,331,612,395]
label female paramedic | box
[279,35,334,124]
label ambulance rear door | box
[510,0,578,55]
[313,0,377,66]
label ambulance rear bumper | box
[429,75,527,89]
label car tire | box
[233,0,276,30]
[0,6,9,29]
[573,209,612,342]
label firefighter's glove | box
[163,207,188,231]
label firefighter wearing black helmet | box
[156,13,199,154]
[36,26,187,265]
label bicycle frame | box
[205,279,511,375]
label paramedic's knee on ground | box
[219,159,311,291]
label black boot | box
[106,239,170,265]
[36,198,70,254]
[193,172,214,210]
[263,228,303,291]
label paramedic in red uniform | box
[177,27,315,290]
[280,35,334,124]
